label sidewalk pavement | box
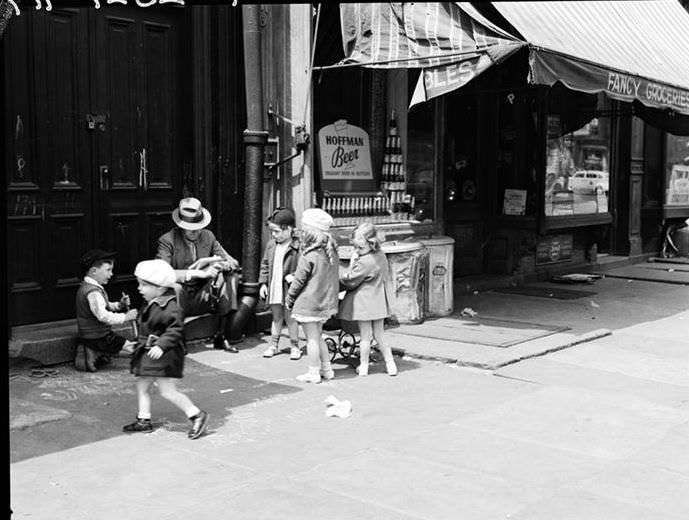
[10,274,689,520]
[384,264,688,369]
[11,272,688,436]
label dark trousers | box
[80,331,126,354]
[180,271,238,317]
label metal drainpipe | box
[226,3,268,342]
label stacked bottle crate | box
[381,111,415,220]
[322,191,391,227]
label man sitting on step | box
[74,249,138,372]
[157,197,241,352]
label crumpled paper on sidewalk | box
[324,395,352,418]
[460,307,478,318]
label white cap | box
[301,208,334,232]
[134,259,177,288]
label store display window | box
[315,65,439,228]
[544,93,611,216]
[664,133,689,206]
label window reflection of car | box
[568,170,609,195]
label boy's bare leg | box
[284,307,302,360]
[263,304,285,357]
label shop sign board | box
[503,189,527,216]
[317,120,373,180]
[531,51,689,116]
[536,234,573,264]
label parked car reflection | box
[568,170,609,195]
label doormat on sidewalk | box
[390,317,570,348]
[492,285,596,300]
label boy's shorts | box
[80,331,127,354]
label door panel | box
[6,9,92,324]
[6,7,189,325]
[94,7,186,299]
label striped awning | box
[336,3,525,105]
[494,0,689,115]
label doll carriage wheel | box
[324,336,339,362]
[323,317,360,361]
[337,330,358,359]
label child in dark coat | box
[123,259,209,440]
[258,207,302,360]
[339,223,397,376]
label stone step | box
[9,320,133,366]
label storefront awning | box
[494,0,689,116]
[332,3,525,106]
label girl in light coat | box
[339,223,397,376]
[285,208,340,383]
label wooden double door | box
[5,7,191,325]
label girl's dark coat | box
[130,292,186,378]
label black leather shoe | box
[84,346,98,372]
[123,418,153,433]
[213,334,238,353]
[188,411,209,440]
[96,354,112,367]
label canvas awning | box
[334,3,525,106]
[494,0,689,116]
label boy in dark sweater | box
[74,249,138,372]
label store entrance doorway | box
[443,93,484,277]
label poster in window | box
[666,164,689,206]
[317,120,373,181]
[503,189,527,216]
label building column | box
[288,5,314,219]
[628,116,645,256]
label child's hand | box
[147,346,164,359]
[285,295,294,311]
[124,309,138,321]
[284,274,295,285]
[259,284,268,300]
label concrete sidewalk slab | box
[599,262,689,284]
[450,385,687,461]
[387,327,611,370]
[390,316,569,347]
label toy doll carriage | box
[322,317,380,362]
[322,317,359,361]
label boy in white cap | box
[285,208,340,383]
[157,197,240,352]
[123,259,209,439]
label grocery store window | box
[406,84,436,222]
[544,92,611,216]
[664,133,689,206]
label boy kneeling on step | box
[75,249,138,372]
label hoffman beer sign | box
[317,120,373,181]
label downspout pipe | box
[226,3,268,342]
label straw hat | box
[172,197,211,231]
